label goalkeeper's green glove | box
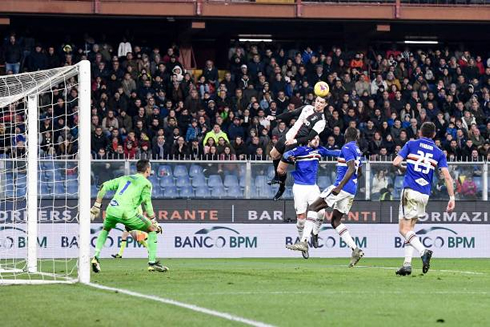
[90,202,101,221]
[151,218,163,234]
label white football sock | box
[313,209,325,235]
[302,211,317,242]
[296,218,305,239]
[405,231,425,256]
[403,241,414,266]
[335,223,357,250]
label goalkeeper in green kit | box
[90,159,168,273]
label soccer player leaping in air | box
[286,127,364,268]
[267,96,327,200]
[392,122,455,276]
[90,159,168,273]
[283,135,340,259]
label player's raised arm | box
[318,146,341,158]
[283,146,305,162]
[90,177,121,221]
[272,105,304,122]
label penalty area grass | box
[1,258,489,327]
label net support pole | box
[27,94,38,273]
[78,60,92,284]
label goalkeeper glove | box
[90,202,102,221]
[151,218,163,234]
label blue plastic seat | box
[44,170,54,181]
[130,165,137,174]
[227,187,242,198]
[173,165,188,178]
[189,164,203,177]
[473,177,482,192]
[55,183,66,198]
[317,176,331,189]
[176,176,191,188]
[191,174,207,188]
[179,186,194,198]
[39,182,53,197]
[153,187,165,199]
[267,166,276,179]
[158,165,172,177]
[240,177,254,188]
[195,186,210,198]
[148,175,159,187]
[67,181,78,197]
[283,187,293,200]
[224,175,239,188]
[159,175,175,188]
[211,186,226,198]
[255,175,268,189]
[208,175,223,188]
[258,185,273,198]
[163,186,178,198]
[91,185,99,197]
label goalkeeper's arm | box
[90,178,120,221]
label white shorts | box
[292,184,321,215]
[399,188,430,220]
[319,185,355,215]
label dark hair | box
[136,159,150,173]
[345,127,358,141]
[420,122,436,138]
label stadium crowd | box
[1,34,490,164]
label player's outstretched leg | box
[331,210,364,267]
[311,209,325,248]
[399,219,432,274]
[396,241,414,276]
[112,231,130,259]
[287,198,326,253]
[147,229,169,272]
[92,228,110,273]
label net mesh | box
[0,65,82,284]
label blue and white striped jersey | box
[398,138,448,196]
[283,146,340,185]
[334,141,362,195]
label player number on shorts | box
[413,150,433,174]
[119,181,131,195]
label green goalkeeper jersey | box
[97,174,155,219]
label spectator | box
[203,124,229,146]
[461,176,477,200]
[372,169,390,200]
[4,35,22,74]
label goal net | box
[0,61,91,284]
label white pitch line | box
[86,283,275,327]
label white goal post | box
[0,60,91,284]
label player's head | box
[314,96,327,112]
[420,122,436,139]
[136,159,151,177]
[344,127,358,142]
[308,135,320,148]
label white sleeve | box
[312,119,326,134]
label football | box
[314,81,330,97]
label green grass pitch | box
[2,258,489,326]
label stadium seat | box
[255,175,268,189]
[211,186,226,198]
[163,186,178,198]
[239,177,255,189]
[283,187,293,199]
[176,176,191,188]
[158,164,172,177]
[173,165,188,177]
[152,187,165,199]
[318,176,331,189]
[224,175,239,188]
[130,165,137,174]
[179,186,194,198]
[189,164,204,177]
[66,182,78,198]
[258,185,273,198]
[191,174,207,188]
[266,166,275,179]
[54,183,66,198]
[160,175,175,188]
[473,177,482,192]
[227,187,242,198]
[39,182,53,197]
[195,186,210,198]
[208,175,223,188]
[148,175,159,187]
[44,170,54,181]
[91,185,99,197]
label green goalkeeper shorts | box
[103,213,152,232]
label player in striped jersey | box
[267,96,327,200]
[393,122,455,276]
[286,127,365,267]
[283,136,341,259]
